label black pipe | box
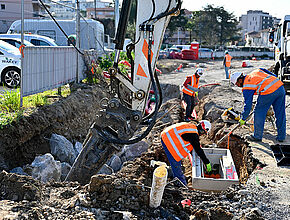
[113,0,132,50]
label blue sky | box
[104,0,290,19]
[178,0,289,18]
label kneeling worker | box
[160,120,212,186]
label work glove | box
[239,119,245,126]
[206,163,212,172]
[195,91,198,97]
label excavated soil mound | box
[0,84,109,170]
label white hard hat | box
[225,50,229,54]
[199,120,211,133]
[195,68,203,76]
[230,72,243,85]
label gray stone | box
[74,141,83,155]
[124,141,149,161]
[108,155,122,172]
[10,167,28,176]
[60,162,71,181]
[97,164,113,175]
[238,189,250,195]
[31,153,61,183]
[50,134,77,165]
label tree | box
[167,9,189,37]
[190,5,240,46]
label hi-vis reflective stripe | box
[183,87,194,95]
[259,78,279,94]
[164,127,198,159]
[173,128,191,154]
[178,128,198,134]
[256,75,271,95]
[187,85,198,92]
[165,132,184,159]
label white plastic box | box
[192,148,239,191]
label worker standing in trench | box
[182,68,203,122]
[160,120,212,186]
[223,50,232,79]
[230,68,286,142]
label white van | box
[0,34,57,46]
[171,44,191,50]
[0,40,21,88]
[7,19,104,51]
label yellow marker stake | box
[149,165,168,208]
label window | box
[37,30,56,40]
[30,39,50,46]
[1,4,5,10]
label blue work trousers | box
[254,86,286,141]
[224,66,230,79]
[161,140,187,185]
[183,93,196,118]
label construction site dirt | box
[0,58,289,219]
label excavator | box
[66,0,182,184]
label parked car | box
[0,34,58,46]
[169,48,182,59]
[158,50,168,59]
[0,40,21,88]
[0,37,34,49]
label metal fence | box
[199,51,274,59]
[22,46,85,97]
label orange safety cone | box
[175,64,183,72]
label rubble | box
[30,153,61,183]
[0,59,289,219]
[50,134,78,165]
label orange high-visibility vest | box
[242,69,283,95]
[182,74,199,96]
[225,54,232,67]
[161,122,198,162]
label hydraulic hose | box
[97,33,159,145]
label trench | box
[0,82,260,189]
[181,85,260,187]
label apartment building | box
[0,0,45,33]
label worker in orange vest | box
[223,50,232,79]
[182,68,203,121]
[161,120,212,186]
[230,68,286,142]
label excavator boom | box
[66,0,181,184]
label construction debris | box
[0,59,289,219]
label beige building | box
[86,7,114,19]
[0,0,45,33]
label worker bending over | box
[161,120,212,186]
[231,68,286,142]
[223,50,232,79]
[182,68,203,121]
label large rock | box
[31,153,61,183]
[50,134,77,165]
[108,155,122,172]
[74,141,83,155]
[10,167,28,176]
[61,162,71,181]
[98,164,113,175]
[124,141,149,161]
